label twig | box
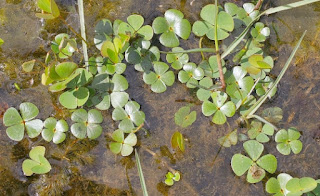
[254,0,264,10]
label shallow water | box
[0,0,320,195]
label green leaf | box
[56,119,68,132]
[247,164,265,183]
[59,87,90,109]
[52,132,66,144]
[275,129,288,143]
[112,129,124,143]
[127,14,144,31]
[152,17,169,34]
[266,177,281,194]
[22,159,39,176]
[19,102,39,121]
[71,122,87,139]
[288,127,301,140]
[3,107,23,126]
[88,109,103,124]
[159,31,179,48]
[212,110,227,125]
[277,143,291,155]
[290,140,303,154]
[31,155,52,174]
[287,178,318,195]
[121,144,134,156]
[110,142,122,154]
[243,140,264,161]
[220,101,236,117]
[87,124,102,139]
[25,119,43,138]
[42,129,54,142]
[29,146,46,162]
[231,154,253,176]
[174,106,197,128]
[111,92,129,108]
[71,108,88,122]
[171,131,185,152]
[22,60,36,72]
[202,101,217,116]
[55,62,77,79]
[94,19,113,50]
[6,124,25,141]
[165,178,174,186]
[256,154,277,173]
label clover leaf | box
[22,146,52,176]
[35,0,60,19]
[286,177,318,196]
[112,101,145,132]
[94,19,123,50]
[255,76,277,98]
[165,171,181,186]
[242,3,259,25]
[51,33,77,59]
[174,106,196,128]
[226,66,254,100]
[3,102,43,141]
[22,60,36,72]
[247,54,272,75]
[307,182,320,196]
[109,129,137,156]
[71,109,103,139]
[192,4,234,40]
[90,56,127,75]
[125,39,160,72]
[266,173,293,196]
[275,128,303,155]
[251,22,270,43]
[118,14,153,41]
[178,63,204,88]
[42,117,68,144]
[196,77,214,101]
[152,9,191,47]
[202,91,236,125]
[166,47,189,70]
[143,62,175,93]
[231,140,277,183]
[101,36,128,64]
[247,120,274,143]
[89,73,129,110]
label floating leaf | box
[171,131,185,152]
[42,117,68,144]
[178,63,204,88]
[22,60,36,72]
[152,9,191,47]
[266,173,292,196]
[165,171,181,186]
[109,129,137,156]
[192,4,234,40]
[35,0,60,19]
[22,146,51,176]
[71,109,103,139]
[166,47,189,70]
[275,128,302,155]
[261,107,283,124]
[287,178,318,195]
[174,106,197,128]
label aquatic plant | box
[275,128,303,155]
[51,33,77,59]
[109,129,137,156]
[35,0,60,19]
[70,109,103,139]
[3,102,43,141]
[174,106,196,128]
[247,120,274,143]
[165,171,180,186]
[218,129,238,148]
[166,47,189,70]
[135,149,149,196]
[171,131,185,152]
[22,146,52,176]
[231,140,277,183]
[21,60,36,72]
[42,117,69,144]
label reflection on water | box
[0,0,320,195]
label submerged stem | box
[77,0,89,69]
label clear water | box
[0,0,320,195]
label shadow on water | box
[0,0,320,195]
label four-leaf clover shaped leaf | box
[192,4,234,40]
[112,101,145,132]
[266,173,293,196]
[118,14,153,41]
[275,128,303,155]
[89,73,129,110]
[231,140,277,183]
[22,146,52,176]
[143,62,175,93]
[71,109,103,139]
[247,120,274,143]
[251,22,270,43]
[166,47,189,70]
[42,117,69,144]
[178,63,204,88]
[202,91,236,125]
[3,102,43,141]
[109,129,137,156]
[152,9,191,47]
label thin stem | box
[254,0,264,10]
[77,0,89,69]
[159,48,215,54]
[132,123,144,134]
[214,0,226,90]
[199,37,205,60]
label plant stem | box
[214,0,226,90]
[159,48,215,54]
[77,0,89,69]
[132,123,144,134]
[135,149,149,196]
[254,0,264,10]
[199,37,205,60]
